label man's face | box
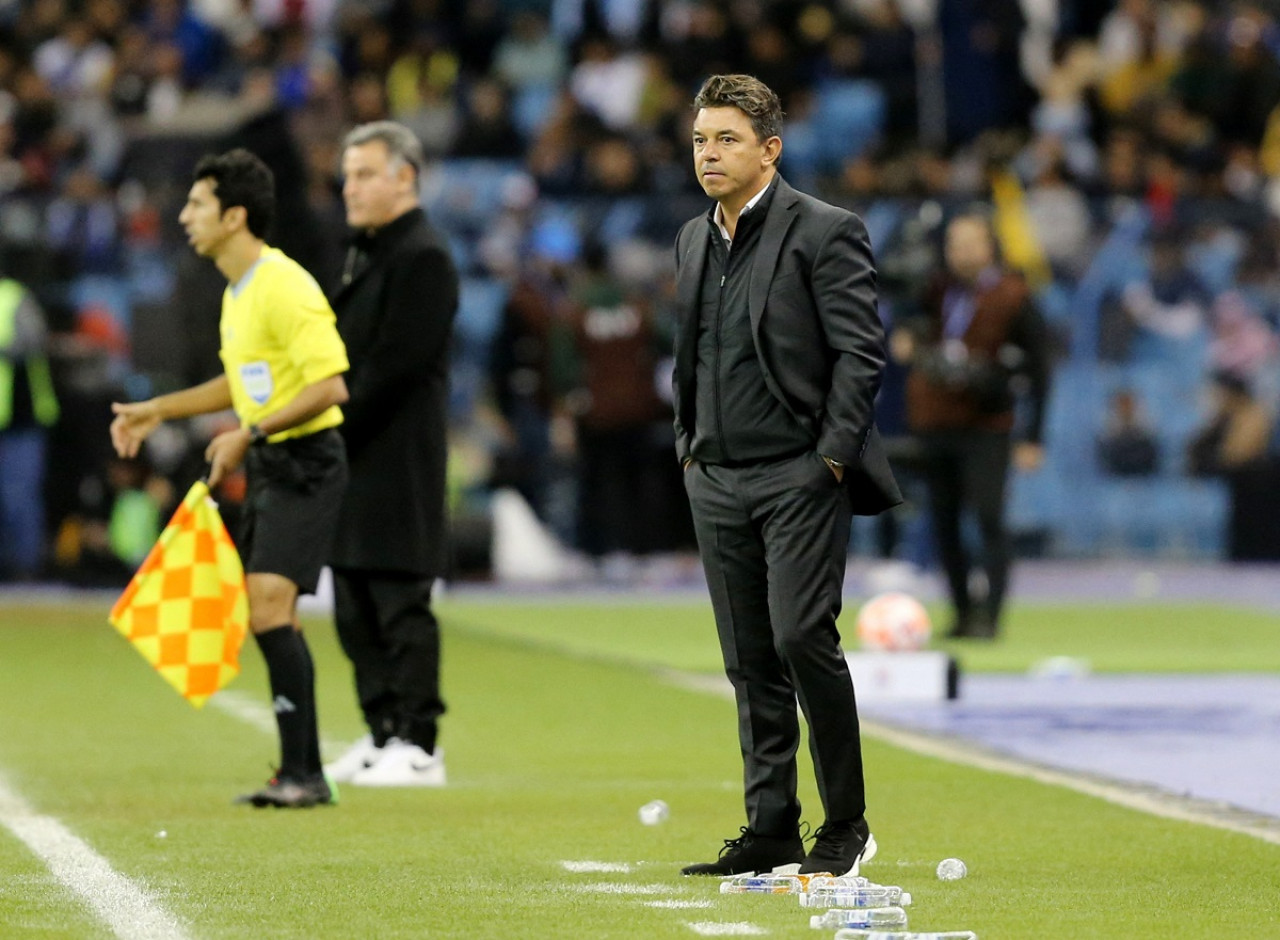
[945,217,995,283]
[178,178,232,258]
[692,106,777,204]
[342,140,412,230]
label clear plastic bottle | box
[799,884,912,908]
[833,932,976,940]
[803,906,907,929]
[806,874,874,891]
[811,907,924,930]
[719,874,804,894]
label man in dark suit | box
[674,75,900,878]
[323,122,459,787]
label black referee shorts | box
[241,428,347,595]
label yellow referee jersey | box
[218,246,349,442]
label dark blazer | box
[329,207,459,575]
[672,177,901,515]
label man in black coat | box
[674,75,900,878]
[323,122,459,787]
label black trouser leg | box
[687,453,862,833]
[367,575,445,753]
[963,432,1012,626]
[922,436,971,622]
[333,569,397,744]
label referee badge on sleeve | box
[240,361,274,405]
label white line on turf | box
[582,882,667,894]
[211,690,344,755]
[0,769,193,940]
[646,899,714,909]
[560,860,634,873]
[662,669,1280,846]
[685,921,767,936]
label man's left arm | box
[343,245,458,455]
[812,213,886,469]
[1010,294,1052,471]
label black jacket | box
[329,207,459,574]
[673,177,901,515]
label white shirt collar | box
[714,177,774,244]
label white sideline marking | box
[647,899,714,909]
[686,922,767,936]
[561,860,634,873]
[662,670,1280,846]
[211,690,343,755]
[582,882,666,894]
[0,770,192,940]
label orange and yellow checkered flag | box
[109,480,248,708]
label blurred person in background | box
[0,271,60,581]
[897,211,1051,639]
[674,74,900,879]
[1187,370,1280,561]
[559,240,664,578]
[323,121,459,788]
[1097,387,1159,477]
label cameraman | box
[893,211,1051,639]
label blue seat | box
[812,80,886,172]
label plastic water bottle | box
[803,906,906,930]
[719,874,803,895]
[806,874,874,890]
[833,932,976,940]
[720,872,863,894]
[799,884,911,908]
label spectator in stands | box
[1187,370,1280,560]
[492,11,567,91]
[1097,388,1160,477]
[898,211,1052,639]
[451,76,523,159]
[1121,229,1209,343]
[0,272,59,581]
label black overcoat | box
[329,207,459,575]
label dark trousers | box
[918,429,1012,628]
[684,451,864,836]
[331,568,445,752]
[577,425,657,557]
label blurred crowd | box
[7,0,1280,584]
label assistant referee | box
[110,149,349,809]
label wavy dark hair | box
[693,74,784,143]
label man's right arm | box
[110,375,232,458]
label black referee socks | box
[253,625,323,779]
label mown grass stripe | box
[0,769,191,940]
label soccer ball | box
[855,592,932,651]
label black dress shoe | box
[798,816,877,876]
[681,827,805,876]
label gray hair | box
[342,121,425,179]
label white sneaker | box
[323,734,383,784]
[350,738,446,787]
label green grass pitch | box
[0,595,1278,938]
